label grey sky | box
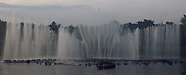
[0,2,92,10]
[0,0,185,25]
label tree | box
[180,14,186,25]
[49,21,61,34]
[166,21,174,25]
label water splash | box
[4,23,58,59]
[57,24,140,59]
[3,22,180,60]
[57,24,180,59]
[140,25,180,59]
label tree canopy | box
[180,14,186,25]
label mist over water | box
[3,22,180,60]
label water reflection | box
[180,55,186,75]
[0,59,184,75]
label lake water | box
[0,59,186,75]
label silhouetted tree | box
[49,21,61,34]
[180,14,186,25]
[137,19,154,29]
[166,21,174,25]
[0,20,6,60]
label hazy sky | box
[0,0,186,25]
